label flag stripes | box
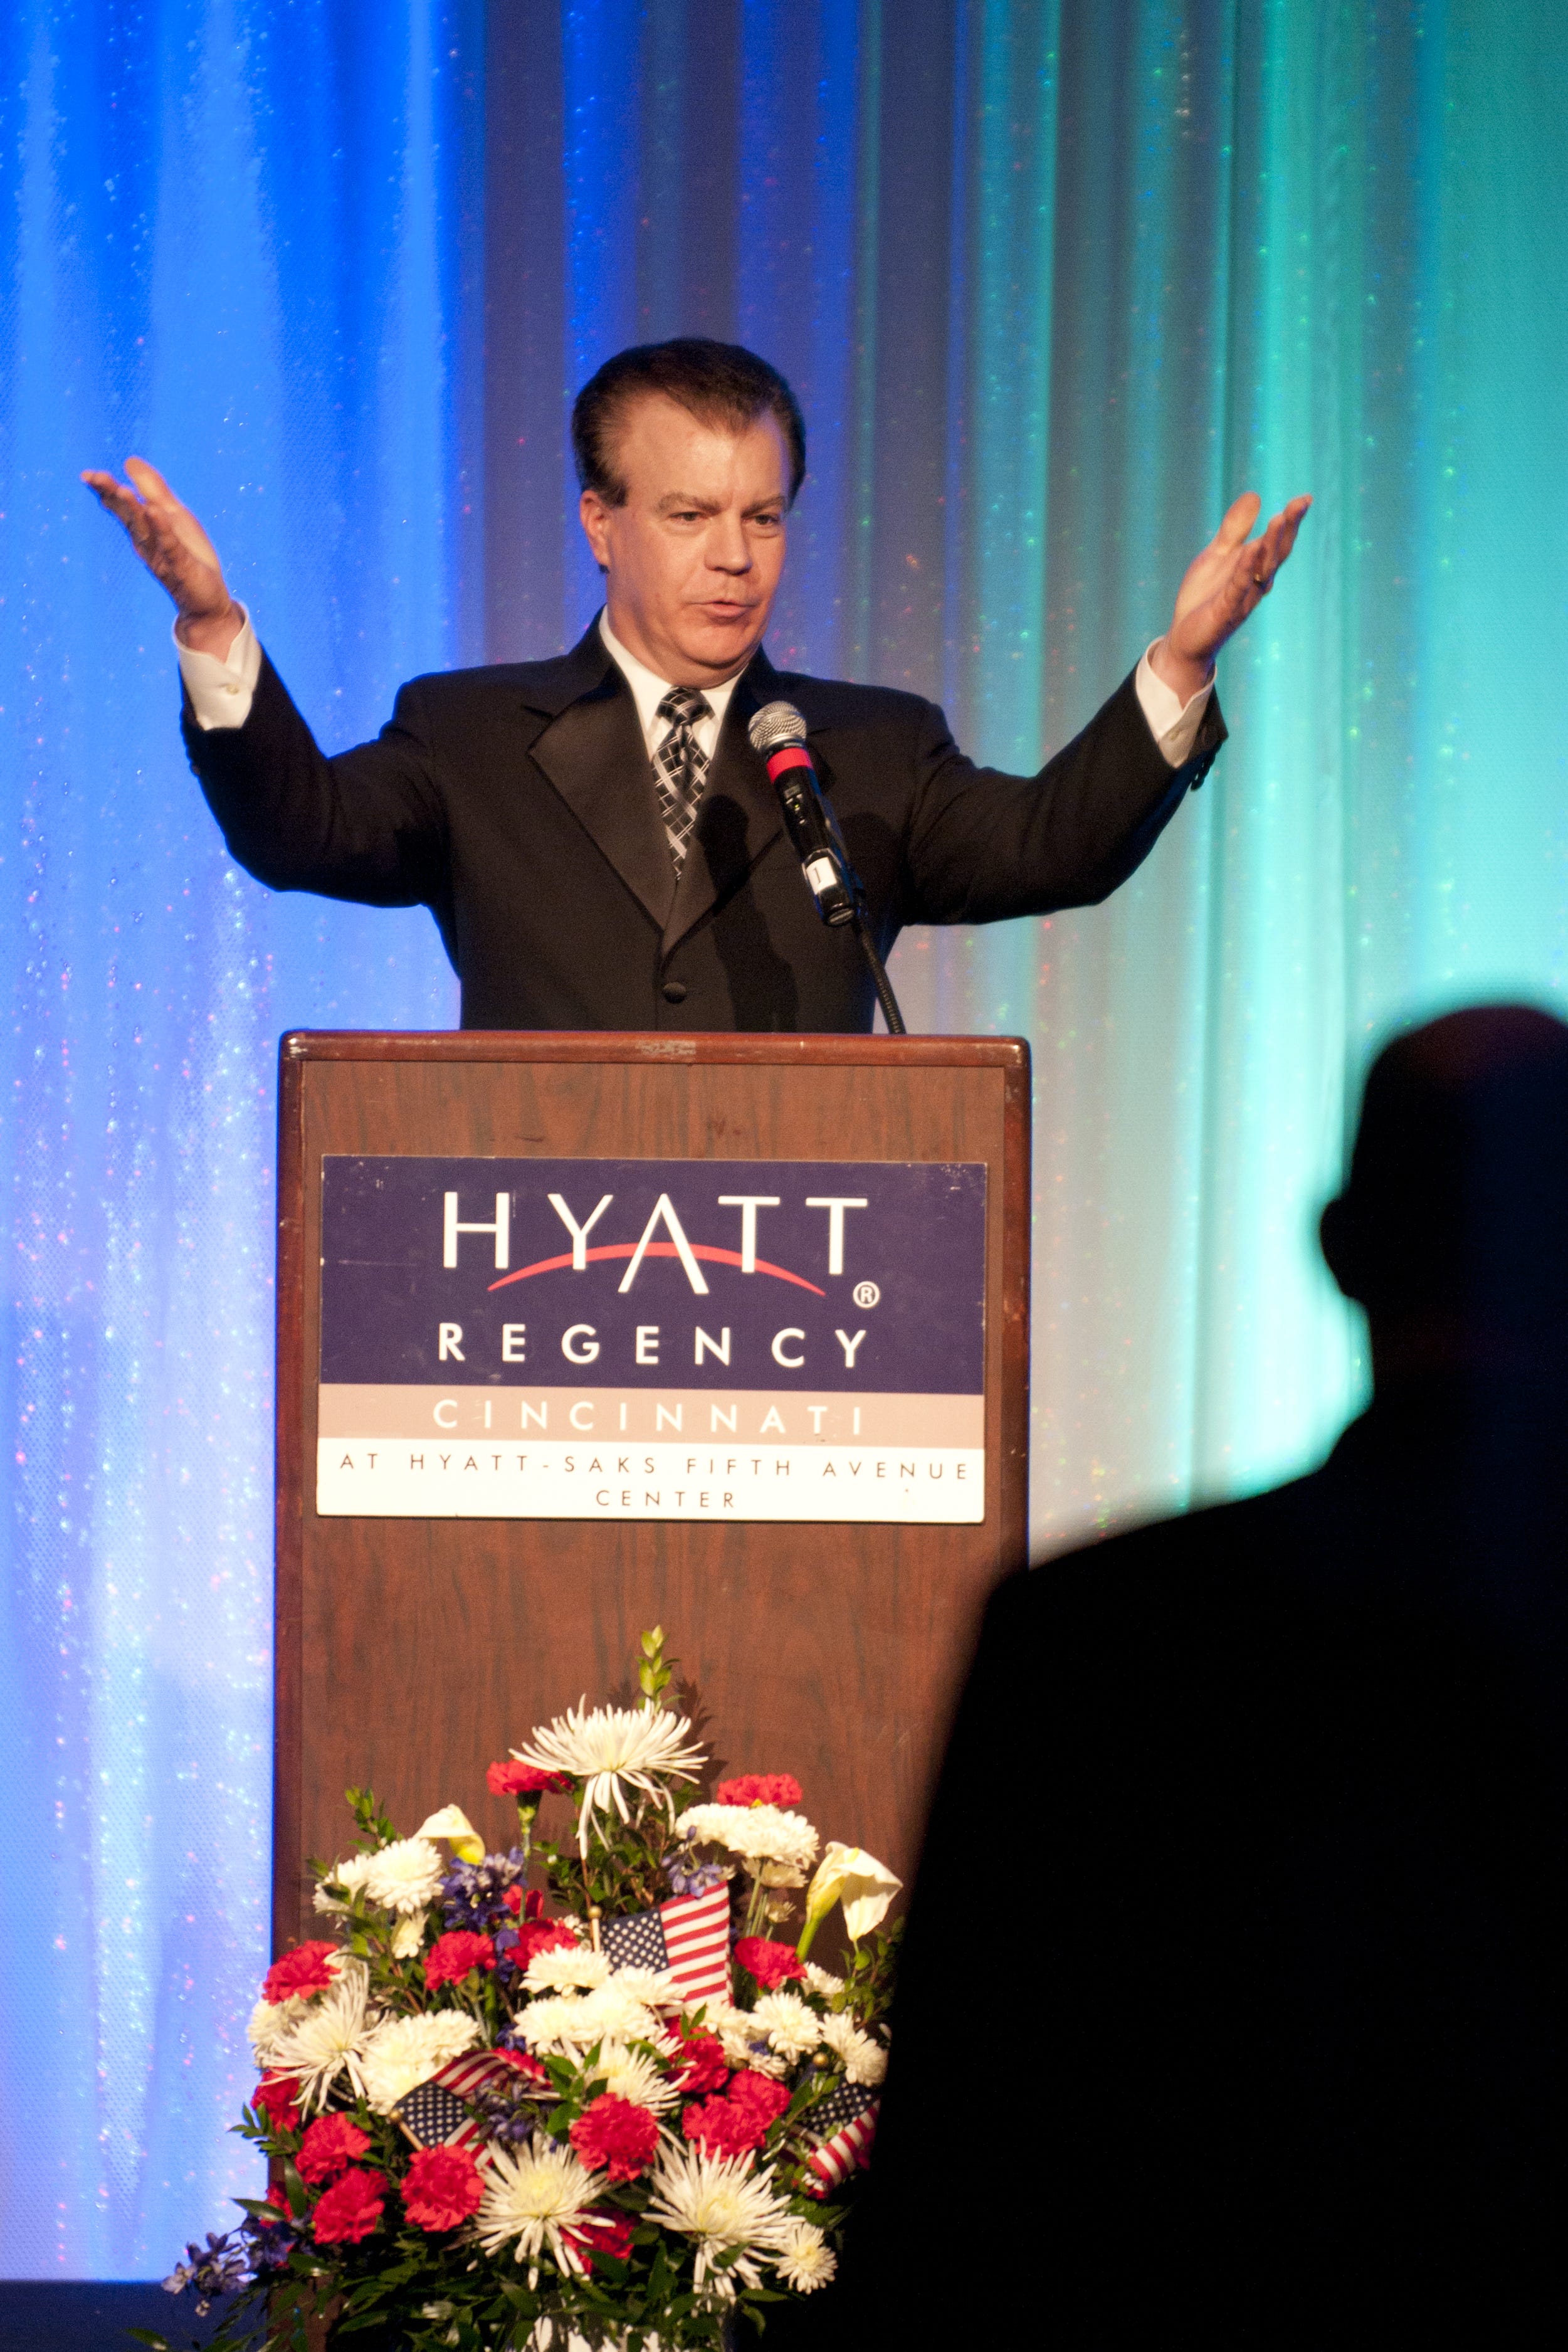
[802,2079,880,2198]
[394,2049,522,2151]
[600,1882,732,2006]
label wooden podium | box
[273,1031,1029,1947]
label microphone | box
[748,700,857,928]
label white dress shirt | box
[176,606,1213,768]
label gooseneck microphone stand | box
[845,897,907,1036]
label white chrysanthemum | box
[359,1836,446,1916]
[520,1983,660,2054]
[248,1993,307,2065]
[816,2009,887,2086]
[313,1852,376,1914]
[271,1962,376,2111]
[750,1990,823,2062]
[644,2144,793,2294]
[802,1964,844,1999]
[775,2219,838,2294]
[584,2037,678,2111]
[676,1804,819,1877]
[512,1702,707,1857]
[524,1944,611,1994]
[360,2010,481,2116]
[601,1964,682,2010]
[389,1911,426,1960]
[698,2002,786,2077]
[582,1980,665,2040]
[475,2136,598,2273]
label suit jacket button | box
[662,979,688,1005]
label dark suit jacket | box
[181,620,1224,1031]
[819,1381,1568,2348]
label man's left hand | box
[1149,490,1312,705]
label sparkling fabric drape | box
[4,0,1567,2275]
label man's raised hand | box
[1149,490,1312,705]
[80,457,243,658]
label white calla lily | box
[416,1803,486,1864]
[799,1840,902,1953]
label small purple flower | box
[666,1855,728,1899]
[164,2230,249,2313]
[440,1847,526,1933]
[470,2069,549,2147]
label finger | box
[82,474,153,537]
[1248,495,1312,591]
[1266,494,1312,568]
[80,467,136,500]
[123,454,176,501]
[1211,491,1262,552]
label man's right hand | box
[80,457,243,659]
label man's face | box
[579,393,789,687]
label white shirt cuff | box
[1135,641,1213,768]
[176,604,261,730]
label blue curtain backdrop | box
[3,0,1567,2276]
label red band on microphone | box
[764,744,813,777]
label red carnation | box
[487,1759,574,1798]
[713,1773,803,1808]
[683,2069,791,2158]
[734,1936,808,1990]
[403,2143,485,2232]
[424,1930,497,1990]
[258,2179,291,2225]
[261,1940,338,2005]
[512,1917,579,1971]
[665,2022,729,2095]
[251,2073,302,2134]
[312,2167,386,2245]
[728,2069,792,2133]
[503,1884,524,1916]
[569,2093,660,2183]
[565,2207,636,2270]
[297,2112,372,2186]
[682,2094,759,2160]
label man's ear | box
[579,488,613,572]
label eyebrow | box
[655,491,784,515]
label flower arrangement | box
[145,1630,900,2352]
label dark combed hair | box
[571,338,807,508]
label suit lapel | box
[662,651,786,954]
[525,630,677,931]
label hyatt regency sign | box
[316,1156,987,1524]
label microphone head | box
[748,700,808,756]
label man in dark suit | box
[833,1005,1568,2345]
[83,340,1308,1031]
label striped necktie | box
[653,685,713,876]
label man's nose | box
[704,514,752,572]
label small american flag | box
[802,2078,880,2198]
[393,2049,524,2151]
[599,1882,732,2006]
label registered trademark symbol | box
[852,1280,881,1309]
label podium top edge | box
[279,1030,1031,1071]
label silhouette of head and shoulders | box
[826,1006,1568,2349]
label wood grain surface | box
[273,1032,1030,1948]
